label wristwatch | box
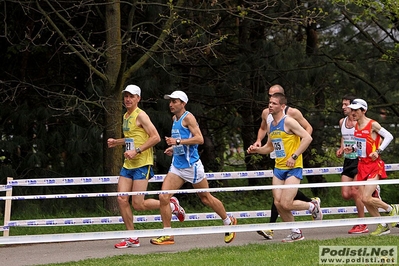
[376,149,382,155]
[176,139,181,145]
[135,147,142,154]
[291,154,298,160]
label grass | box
[43,235,399,266]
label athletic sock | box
[269,200,279,223]
[223,216,232,225]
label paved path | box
[0,225,381,266]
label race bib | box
[343,140,357,159]
[271,138,286,158]
[354,137,367,158]
[173,145,185,155]
[171,130,185,155]
[125,138,135,151]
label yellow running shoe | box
[370,224,390,236]
[150,235,175,245]
[257,229,273,240]
[224,216,237,244]
[389,204,399,227]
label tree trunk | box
[304,87,328,197]
[103,95,123,214]
[103,1,123,214]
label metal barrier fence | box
[1,164,399,245]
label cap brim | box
[163,93,188,103]
[122,90,140,96]
[348,104,362,109]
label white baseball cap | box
[164,90,189,103]
[348,98,368,111]
[122,85,141,96]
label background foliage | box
[1,0,399,214]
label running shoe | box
[282,230,304,242]
[372,185,381,200]
[311,197,320,221]
[370,224,390,236]
[150,235,175,245]
[257,229,273,240]
[114,237,140,248]
[389,204,399,227]
[311,197,320,204]
[348,224,369,234]
[224,216,237,243]
[170,196,186,222]
[311,197,323,220]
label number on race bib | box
[354,137,367,158]
[273,142,281,150]
[125,138,134,151]
[171,130,185,155]
[271,138,286,158]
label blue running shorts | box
[273,168,303,181]
[120,165,154,180]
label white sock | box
[223,216,231,225]
[292,228,301,233]
[386,205,392,212]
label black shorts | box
[341,158,358,179]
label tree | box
[2,0,399,210]
[1,0,219,211]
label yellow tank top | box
[269,116,303,169]
[122,108,153,169]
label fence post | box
[3,177,13,237]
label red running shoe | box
[114,238,140,249]
[348,224,369,234]
[170,196,185,222]
[372,185,381,200]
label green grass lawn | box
[43,235,399,266]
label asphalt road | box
[0,225,387,266]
